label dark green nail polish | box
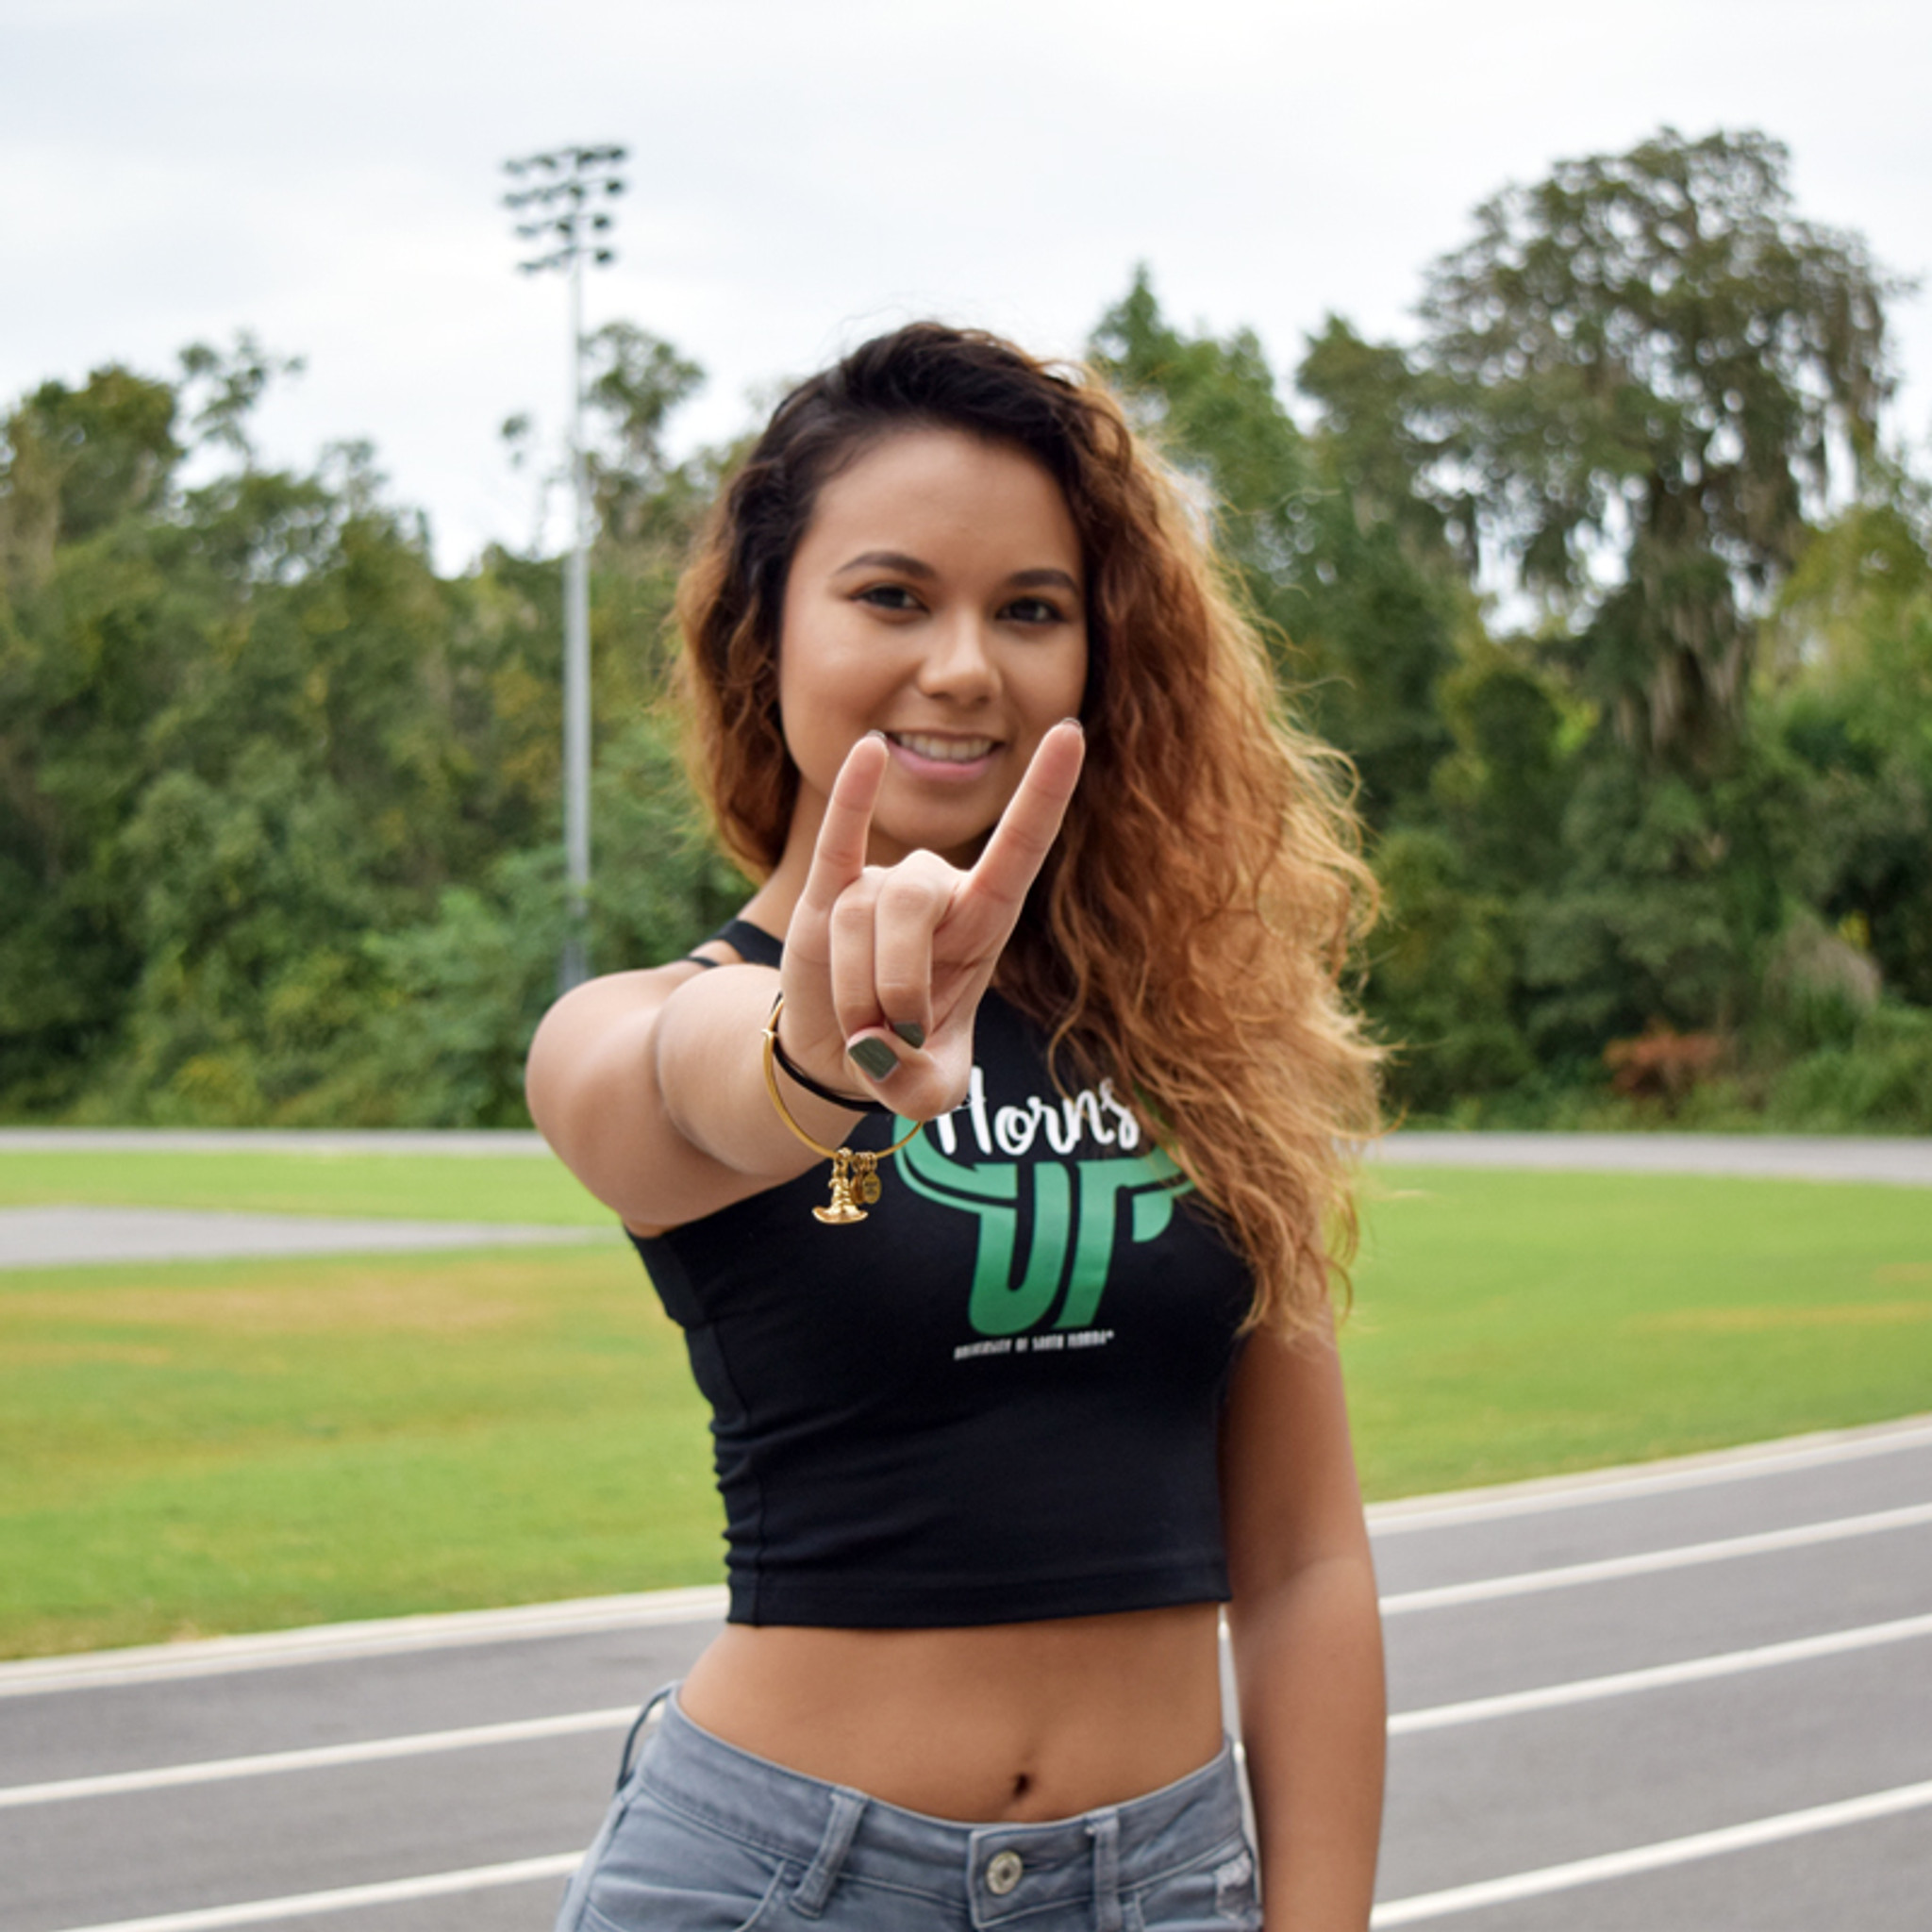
[891,1021,925,1049]
[847,1037,898,1080]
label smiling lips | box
[888,731,1000,770]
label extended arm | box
[1220,1312,1386,1930]
[525,724,1083,1232]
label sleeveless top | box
[629,919,1253,1627]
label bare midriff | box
[675,1602,1226,1823]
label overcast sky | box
[6,0,1929,572]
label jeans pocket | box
[1125,1838,1261,1932]
[569,1791,795,1932]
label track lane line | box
[1389,1608,1932,1733]
[0,1707,634,1810]
[1371,1417,1932,1535]
[1370,1776,1932,1924]
[0,1588,730,1699]
[39,1774,1932,1932]
[1381,1499,1932,1614]
[34,1855,585,1932]
[12,1610,1931,1810]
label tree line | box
[4,127,1929,1130]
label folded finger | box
[869,859,951,1048]
[826,872,884,1058]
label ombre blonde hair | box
[674,325,1380,1334]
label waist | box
[677,1603,1225,1821]
[637,1689,1249,1922]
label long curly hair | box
[674,323,1381,1333]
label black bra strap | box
[698,916,784,969]
[682,917,782,970]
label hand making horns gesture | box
[774,719,1086,1123]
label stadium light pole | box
[503,142,627,992]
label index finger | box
[795,731,891,924]
[962,720,1086,923]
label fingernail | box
[847,1037,899,1080]
[1058,716,1085,734]
[891,1021,926,1049]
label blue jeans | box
[557,1689,1261,1931]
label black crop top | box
[629,919,1253,1627]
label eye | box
[1001,595,1068,625]
[855,583,923,614]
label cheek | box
[1041,636,1091,718]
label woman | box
[527,324,1385,1930]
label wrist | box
[769,1000,891,1115]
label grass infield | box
[3,1154,1928,1657]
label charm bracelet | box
[761,996,920,1224]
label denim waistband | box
[633,1690,1248,1927]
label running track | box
[3,1418,1928,1931]
[4,1134,1928,1926]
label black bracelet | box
[768,1003,894,1115]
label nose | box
[916,613,998,704]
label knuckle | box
[881,857,952,912]
[830,882,880,927]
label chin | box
[871,817,996,868]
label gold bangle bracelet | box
[762,996,921,1225]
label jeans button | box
[986,1848,1024,1895]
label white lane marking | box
[1381,1499,1932,1614]
[39,1854,584,1932]
[17,1609,1928,1813]
[1369,1776,1932,1925]
[0,1587,730,1698]
[1370,1416,1932,1535]
[1390,1609,1932,1733]
[0,1707,634,1810]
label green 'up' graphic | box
[894,1125,1191,1336]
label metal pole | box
[561,240,591,991]
[502,143,625,997]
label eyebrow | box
[834,552,1081,594]
[836,550,936,579]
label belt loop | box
[614,1685,674,1791]
[791,1787,866,1919]
[1089,1808,1124,1932]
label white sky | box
[6,0,1929,573]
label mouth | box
[887,732,1001,765]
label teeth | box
[892,733,997,763]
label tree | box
[1091,272,1457,827]
[1420,127,1899,772]
[1768,492,1932,1005]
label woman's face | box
[776,427,1088,868]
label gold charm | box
[763,996,923,1227]
[815,1150,869,1225]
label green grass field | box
[3,1152,1928,1658]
